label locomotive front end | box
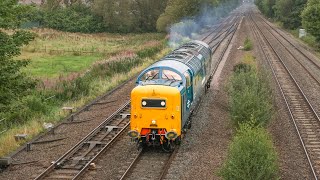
[129,85,182,148]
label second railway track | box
[249,12,320,179]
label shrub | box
[243,37,253,51]
[219,123,279,180]
[228,63,273,127]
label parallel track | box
[248,12,320,179]
[253,15,320,86]
[35,102,131,179]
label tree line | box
[255,0,320,45]
[24,0,240,33]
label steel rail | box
[254,15,320,86]
[6,75,136,161]
[248,12,318,179]
[34,101,131,180]
[258,15,320,70]
[201,15,235,42]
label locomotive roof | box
[160,40,211,74]
[147,60,190,74]
[142,40,211,76]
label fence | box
[0,118,7,135]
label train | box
[128,40,212,151]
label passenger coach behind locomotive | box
[128,40,212,150]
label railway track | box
[32,13,242,180]
[119,147,177,180]
[34,102,131,179]
[253,15,320,86]
[248,12,320,179]
[257,15,320,72]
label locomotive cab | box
[129,66,185,149]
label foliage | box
[228,62,273,127]
[92,0,167,33]
[273,0,306,29]
[255,0,276,18]
[0,0,32,28]
[302,0,320,44]
[53,56,144,101]
[219,123,279,180]
[243,37,253,51]
[157,0,218,32]
[0,0,36,122]
[28,3,106,33]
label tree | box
[274,0,306,29]
[92,0,167,32]
[302,0,320,43]
[255,0,276,18]
[0,0,36,115]
[156,0,238,32]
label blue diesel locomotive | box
[128,40,212,150]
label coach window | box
[184,72,191,87]
[141,69,159,81]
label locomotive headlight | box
[165,131,178,140]
[128,130,139,138]
[151,120,156,124]
[161,101,165,106]
[142,101,147,106]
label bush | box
[29,4,106,33]
[228,63,273,127]
[243,37,253,51]
[219,123,279,180]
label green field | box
[20,28,165,78]
[25,55,101,77]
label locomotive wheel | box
[175,137,182,145]
[162,140,174,152]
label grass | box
[25,55,102,77]
[19,28,165,78]
[243,37,253,51]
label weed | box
[219,123,279,180]
[228,55,273,127]
[243,37,253,51]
